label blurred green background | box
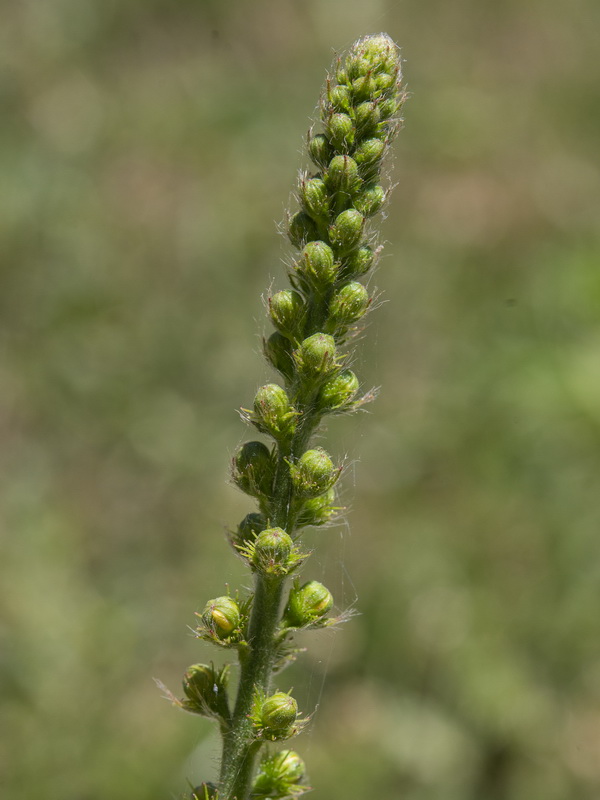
[1,1,600,798]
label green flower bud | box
[353,183,386,217]
[351,73,377,102]
[299,241,337,287]
[296,487,337,526]
[190,782,218,800]
[353,137,386,173]
[268,289,305,339]
[327,112,355,151]
[326,155,361,196]
[285,580,333,627]
[308,132,332,169]
[294,333,337,378]
[233,441,274,497]
[235,512,266,547]
[264,331,295,381]
[344,245,376,276]
[275,750,306,783]
[182,663,229,718]
[260,692,298,737]
[345,52,371,81]
[291,447,340,499]
[252,527,294,574]
[360,33,400,74]
[328,84,351,113]
[201,596,240,639]
[318,369,359,411]
[329,281,370,326]
[288,211,318,249]
[379,96,400,118]
[336,67,349,84]
[329,208,364,252]
[354,101,381,136]
[253,383,296,439]
[253,750,306,796]
[376,72,397,94]
[299,177,329,221]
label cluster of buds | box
[171,33,404,800]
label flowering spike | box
[167,32,406,800]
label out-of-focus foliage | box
[1,2,599,799]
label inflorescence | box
[165,33,405,800]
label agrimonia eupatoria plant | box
[165,33,406,800]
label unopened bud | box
[297,488,336,527]
[264,332,295,381]
[235,512,266,547]
[327,155,361,196]
[353,183,386,217]
[328,84,351,113]
[318,369,359,411]
[354,101,381,136]
[252,527,294,575]
[253,750,306,796]
[285,580,333,627]
[345,53,370,81]
[329,281,370,327]
[344,245,376,276]
[351,73,377,102]
[269,290,305,339]
[291,447,339,499]
[260,692,298,737]
[327,112,355,151]
[329,209,364,252]
[253,383,296,440]
[295,333,337,378]
[299,241,337,287]
[308,132,332,169]
[182,663,229,718]
[299,177,329,221]
[233,441,274,497]
[360,33,400,75]
[201,596,240,639]
[288,211,318,249]
[353,137,386,174]
[379,95,400,118]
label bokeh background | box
[2,1,600,798]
